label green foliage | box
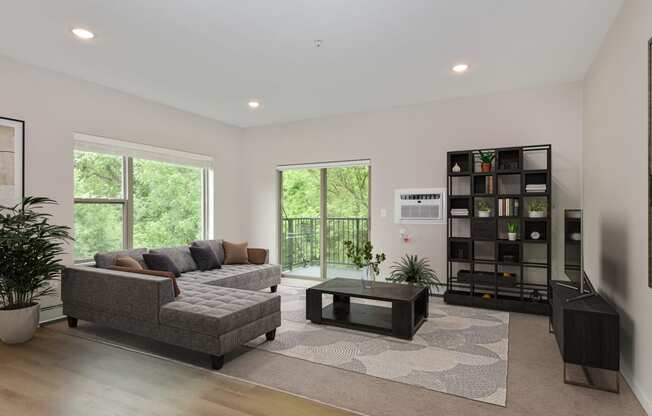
[0,197,73,310]
[281,167,369,219]
[478,151,495,164]
[343,240,386,274]
[387,255,440,293]
[477,200,491,211]
[73,151,203,259]
[507,222,518,233]
[527,199,546,212]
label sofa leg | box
[67,317,78,328]
[270,285,278,293]
[265,329,276,341]
[211,355,224,370]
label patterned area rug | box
[246,282,509,406]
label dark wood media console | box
[550,281,620,392]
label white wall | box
[583,0,652,412]
[241,82,583,282]
[0,55,243,308]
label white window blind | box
[276,159,370,171]
[74,133,213,169]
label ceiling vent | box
[394,188,446,224]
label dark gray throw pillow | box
[189,245,221,271]
[143,253,181,277]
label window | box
[73,138,211,261]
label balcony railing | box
[281,217,369,271]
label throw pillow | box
[115,256,143,269]
[143,253,181,278]
[223,241,249,264]
[189,245,221,271]
[247,248,268,265]
[109,266,181,297]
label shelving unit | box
[445,145,552,315]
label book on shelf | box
[525,184,547,192]
[498,198,519,216]
[450,208,469,216]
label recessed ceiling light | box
[452,64,469,73]
[248,100,261,109]
[72,28,95,40]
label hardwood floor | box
[0,328,354,416]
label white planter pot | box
[0,303,39,344]
[529,211,545,218]
[478,211,491,218]
[507,232,518,241]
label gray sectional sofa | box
[61,240,282,370]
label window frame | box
[74,151,209,263]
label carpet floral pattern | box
[247,284,509,406]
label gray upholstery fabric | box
[191,239,225,265]
[180,264,281,291]
[94,248,148,269]
[62,246,281,359]
[62,265,175,324]
[150,246,198,273]
[160,282,280,336]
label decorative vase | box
[0,303,39,344]
[529,211,545,218]
[452,163,462,173]
[507,232,517,241]
[481,162,492,173]
[362,266,375,289]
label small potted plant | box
[478,150,495,172]
[528,199,547,218]
[0,197,73,344]
[477,200,491,218]
[507,222,519,241]
[344,240,386,288]
[387,255,441,295]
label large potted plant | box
[0,197,73,344]
[344,240,386,288]
[387,255,441,295]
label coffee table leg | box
[333,294,350,314]
[306,289,323,323]
[392,300,414,340]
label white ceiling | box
[0,0,622,127]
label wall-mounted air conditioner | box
[394,188,446,224]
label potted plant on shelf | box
[507,222,519,241]
[477,200,491,217]
[478,150,495,172]
[528,199,546,218]
[387,254,441,295]
[344,240,386,289]
[0,197,73,344]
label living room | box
[0,1,650,415]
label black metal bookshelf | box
[444,144,552,315]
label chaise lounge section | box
[61,240,281,369]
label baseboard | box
[622,368,652,415]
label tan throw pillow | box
[223,241,249,264]
[115,256,143,269]
[247,248,268,265]
[108,266,180,297]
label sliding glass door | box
[280,163,370,280]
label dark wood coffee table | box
[306,278,429,340]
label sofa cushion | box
[223,241,249,264]
[115,256,143,269]
[179,264,281,291]
[189,245,221,271]
[143,253,181,278]
[109,265,181,296]
[95,248,148,269]
[160,282,280,336]
[150,246,197,273]
[192,239,225,265]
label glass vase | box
[362,266,375,289]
